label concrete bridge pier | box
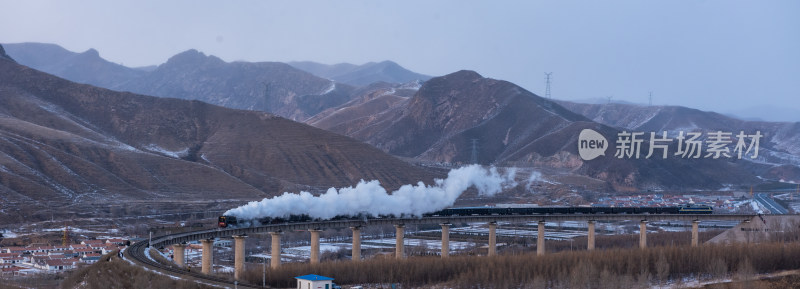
[270,231,282,268]
[488,222,497,256]
[587,220,596,251]
[395,224,405,259]
[350,226,361,261]
[233,235,247,280]
[173,243,186,267]
[441,223,451,258]
[200,239,213,274]
[537,220,545,256]
[639,221,648,249]
[309,229,321,264]
[691,220,700,247]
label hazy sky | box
[2,0,798,121]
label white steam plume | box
[525,170,542,188]
[225,165,519,220]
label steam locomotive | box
[218,205,712,228]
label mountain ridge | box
[0,50,438,223]
[0,44,13,62]
[310,70,776,190]
[289,60,431,86]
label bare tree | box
[705,257,728,281]
[656,252,670,286]
[734,258,756,289]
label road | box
[755,193,789,214]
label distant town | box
[1,236,128,276]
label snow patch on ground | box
[41,226,104,234]
[749,200,765,214]
[667,122,700,135]
[379,88,397,97]
[132,248,198,282]
[113,143,142,153]
[321,82,336,94]
[400,80,422,90]
[1,229,18,238]
[144,144,189,159]
[767,150,800,166]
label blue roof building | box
[295,274,335,289]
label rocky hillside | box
[289,60,431,86]
[6,43,793,190]
[306,81,421,132]
[314,70,592,163]
[310,70,772,190]
[0,47,437,221]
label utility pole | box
[544,72,553,99]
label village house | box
[73,247,96,256]
[1,266,24,276]
[46,259,76,271]
[2,247,26,254]
[0,236,128,274]
[106,238,128,246]
[295,274,336,289]
[81,253,102,264]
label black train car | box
[220,205,712,227]
[425,205,707,217]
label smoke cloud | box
[225,165,521,220]
[525,170,542,188]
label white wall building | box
[295,274,335,289]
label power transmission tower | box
[606,95,613,104]
[470,139,479,164]
[649,91,653,106]
[544,72,552,99]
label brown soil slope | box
[0,50,437,211]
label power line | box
[544,72,552,99]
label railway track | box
[127,239,262,288]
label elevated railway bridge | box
[128,213,759,287]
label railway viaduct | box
[128,213,757,286]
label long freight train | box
[218,205,712,228]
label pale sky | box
[1,0,798,121]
